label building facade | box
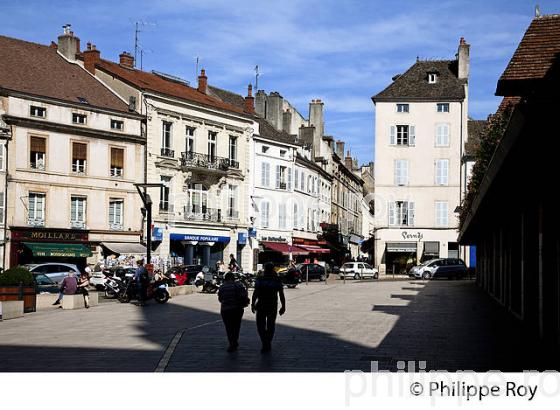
[372,39,470,274]
[0,31,145,270]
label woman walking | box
[77,269,91,308]
[218,272,249,352]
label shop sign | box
[248,228,257,238]
[170,233,230,243]
[238,232,247,245]
[261,236,286,242]
[11,229,88,242]
[401,231,424,241]
[152,227,164,241]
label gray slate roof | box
[465,119,487,157]
[373,60,465,102]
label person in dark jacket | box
[251,262,286,353]
[134,259,149,306]
[218,272,248,352]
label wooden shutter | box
[73,143,87,160]
[30,137,46,152]
[390,126,396,145]
[111,148,124,168]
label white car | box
[89,271,108,289]
[26,263,81,284]
[339,262,379,280]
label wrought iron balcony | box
[70,220,86,229]
[184,206,222,222]
[225,209,239,220]
[181,152,239,172]
[28,218,45,227]
[161,147,175,158]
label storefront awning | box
[101,242,146,255]
[297,245,330,254]
[23,242,92,258]
[261,242,308,255]
[386,242,418,253]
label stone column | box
[184,243,194,265]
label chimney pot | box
[198,69,208,94]
[57,25,80,61]
[82,44,100,75]
[244,84,255,114]
[119,52,134,69]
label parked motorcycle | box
[104,275,124,298]
[238,270,255,289]
[117,276,170,304]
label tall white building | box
[372,38,470,274]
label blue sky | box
[0,0,556,164]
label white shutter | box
[435,160,441,184]
[261,162,266,186]
[390,126,396,145]
[445,124,450,145]
[442,159,449,185]
[388,202,396,226]
[394,160,400,185]
[71,198,77,221]
[294,169,299,189]
[287,168,292,190]
[276,165,281,189]
[279,203,286,229]
[403,160,409,185]
[407,202,415,226]
[293,203,298,229]
[409,125,416,146]
[0,145,4,171]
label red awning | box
[261,242,309,255]
[297,245,331,254]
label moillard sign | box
[401,231,424,241]
[11,229,88,242]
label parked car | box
[409,258,467,280]
[103,266,136,280]
[33,273,60,293]
[26,263,81,285]
[339,262,379,280]
[90,271,108,290]
[297,263,328,281]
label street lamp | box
[134,183,164,264]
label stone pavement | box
[0,280,550,372]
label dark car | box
[410,258,467,280]
[33,273,60,294]
[297,263,328,281]
[166,265,204,285]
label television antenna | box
[133,20,156,68]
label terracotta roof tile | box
[0,35,131,113]
[95,59,247,115]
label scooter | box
[118,276,170,304]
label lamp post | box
[134,183,164,264]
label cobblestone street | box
[0,280,546,372]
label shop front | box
[384,242,418,275]
[9,227,93,270]
[292,236,330,264]
[170,233,230,268]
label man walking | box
[218,272,249,352]
[251,262,286,353]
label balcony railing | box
[184,206,222,222]
[28,218,45,227]
[159,203,174,213]
[109,223,123,231]
[225,209,239,220]
[70,220,86,229]
[161,147,175,158]
[181,152,239,171]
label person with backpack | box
[134,258,149,307]
[251,262,286,353]
[218,271,249,352]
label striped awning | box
[386,242,418,253]
[297,245,330,254]
[261,242,308,255]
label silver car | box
[26,263,81,284]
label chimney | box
[282,109,292,134]
[198,69,208,94]
[244,84,255,114]
[266,92,283,131]
[255,90,267,117]
[298,125,315,150]
[57,24,80,61]
[309,99,325,158]
[344,150,354,170]
[457,37,470,80]
[335,140,345,158]
[82,42,100,75]
[119,52,134,69]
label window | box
[262,146,269,154]
[28,193,45,225]
[185,127,195,155]
[436,123,450,146]
[279,203,286,229]
[390,125,415,146]
[161,121,173,156]
[110,147,124,177]
[71,196,86,228]
[229,136,237,164]
[435,201,448,227]
[261,201,269,228]
[280,150,286,158]
[0,192,4,225]
[388,201,414,227]
[208,131,217,161]
[0,143,5,171]
[227,185,238,219]
[396,104,409,113]
[72,142,87,173]
[109,199,124,229]
[294,169,299,189]
[160,176,171,211]
[300,171,305,191]
[72,113,87,124]
[261,162,270,187]
[437,103,450,113]
[276,165,288,190]
[30,136,46,170]
[30,106,46,118]
[111,119,124,131]
[185,183,208,217]
[435,159,449,185]
[428,73,438,84]
[293,203,298,229]
[394,160,409,186]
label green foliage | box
[0,266,35,286]
[460,103,515,229]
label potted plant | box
[0,267,36,312]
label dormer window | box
[396,104,409,113]
[428,73,438,84]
